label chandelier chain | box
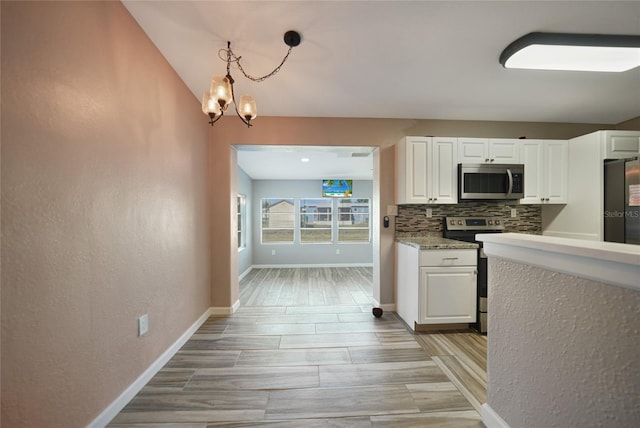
[219,45,294,83]
[203,32,300,127]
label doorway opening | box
[233,145,380,308]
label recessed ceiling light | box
[301,157,310,163]
[500,32,640,72]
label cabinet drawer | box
[420,249,476,267]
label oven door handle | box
[506,168,514,197]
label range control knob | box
[449,220,456,225]
[495,219,501,225]
[457,220,463,225]
[488,220,493,225]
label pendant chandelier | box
[202,30,301,128]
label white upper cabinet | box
[431,137,458,204]
[396,136,458,204]
[520,140,568,204]
[457,138,488,163]
[520,140,544,203]
[458,138,519,164]
[542,130,640,241]
[544,140,569,203]
[396,136,429,203]
[602,130,640,159]
[489,139,520,163]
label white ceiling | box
[235,145,374,180]
[123,1,640,179]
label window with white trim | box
[338,198,370,243]
[261,198,295,243]
[300,198,332,243]
[237,194,247,250]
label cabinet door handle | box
[485,158,490,163]
[442,257,459,260]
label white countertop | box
[477,233,640,291]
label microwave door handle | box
[506,168,513,196]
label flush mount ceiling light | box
[499,32,640,72]
[202,30,301,128]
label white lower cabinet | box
[419,267,477,324]
[396,243,477,330]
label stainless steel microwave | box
[458,163,524,200]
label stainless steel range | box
[443,216,504,334]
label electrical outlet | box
[511,208,517,218]
[426,208,433,218]
[271,249,276,255]
[138,314,149,337]
[336,249,340,255]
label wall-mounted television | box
[322,179,353,197]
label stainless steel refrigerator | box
[604,158,640,244]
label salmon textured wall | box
[1,2,210,426]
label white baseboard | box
[378,303,396,312]
[482,403,512,428]
[210,299,240,316]
[89,307,213,428]
[252,263,374,268]
[239,266,253,281]
[371,298,396,312]
[240,264,374,278]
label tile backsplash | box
[395,202,541,234]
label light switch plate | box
[138,314,149,337]
[511,208,517,218]
[426,208,433,218]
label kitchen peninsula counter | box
[395,233,478,250]
[477,232,640,428]
[477,232,640,291]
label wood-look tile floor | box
[109,267,487,427]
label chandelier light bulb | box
[201,91,221,116]
[209,75,232,110]
[238,95,257,121]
